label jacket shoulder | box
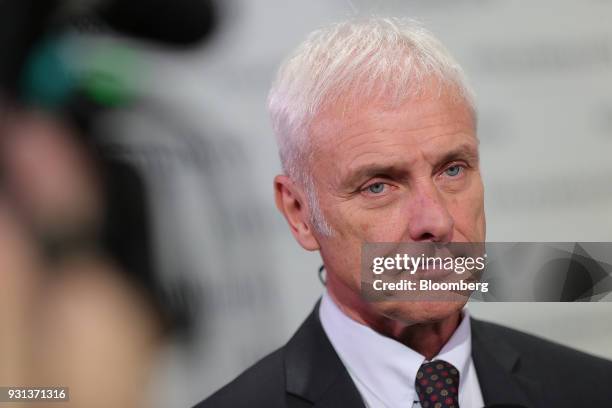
[474,319,611,364]
[193,347,287,408]
[473,318,612,389]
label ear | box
[274,175,320,251]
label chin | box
[376,300,466,326]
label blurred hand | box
[0,109,162,408]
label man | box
[195,18,612,407]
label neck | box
[326,275,461,359]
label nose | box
[405,181,454,242]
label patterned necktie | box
[415,360,460,408]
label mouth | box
[411,266,455,281]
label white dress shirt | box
[319,291,485,408]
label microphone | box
[0,0,61,99]
[0,0,219,339]
[0,0,219,98]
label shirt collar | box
[319,290,473,408]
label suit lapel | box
[284,301,365,408]
[471,318,546,407]
[285,303,547,407]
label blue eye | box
[445,165,463,177]
[367,182,386,194]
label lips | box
[412,265,455,280]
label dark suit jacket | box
[194,303,612,407]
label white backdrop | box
[137,1,612,406]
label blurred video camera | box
[0,0,219,339]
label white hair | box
[268,17,476,236]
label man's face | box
[309,87,485,324]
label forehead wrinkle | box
[311,123,400,167]
[314,105,474,153]
[419,133,479,162]
[307,90,476,186]
[335,133,478,190]
[342,129,475,169]
[341,150,417,185]
[342,144,419,179]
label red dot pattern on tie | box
[415,360,460,408]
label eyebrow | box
[340,164,409,190]
[339,142,479,190]
[436,142,480,168]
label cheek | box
[326,202,370,238]
[352,205,406,241]
[318,232,364,292]
[358,220,372,236]
[333,197,409,242]
[449,180,485,240]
